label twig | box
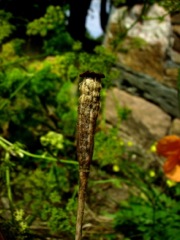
[75,71,105,240]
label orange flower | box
[156,135,180,182]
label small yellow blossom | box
[127,141,133,147]
[149,170,155,177]
[14,209,27,232]
[14,209,24,221]
[166,179,176,187]
[113,165,120,172]
[150,143,156,152]
[119,141,124,146]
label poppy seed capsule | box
[77,74,102,169]
[76,71,105,240]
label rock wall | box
[115,63,179,117]
[105,88,171,148]
[103,4,180,148]
[170,12,180,64]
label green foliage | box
[0,136,78,238]
[29,65,59,97]
[43,31,74,55]
[92,122,180,240]
[0,10,15,44]
[94,128,126,167]
[27,5,74,54]
[43,198,77,236]
[112,0,126,8]
[114,190,180,239]
[40,131,64,153]
[0,215,29,240]
[0,38,117,145]
[12,39,26,56]
[78,46,119,87]
[112,0,180,12]
[14,164,77,236]
[129,37,147,49]
[0,1,180,239]
[0,32,118,238]
[113,160,180,240]
[56,81,78,136]
[0,40,21,63]
[159,0,180,12]
[27,6,64,37]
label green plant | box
[0,10,15,44]
[78,46,118,87]
[0,215,29,240]
[112,0,126,8]
[159,0,180,12]
[0,29,118,239]
[114,188,180,239]
[93,128,127,167]
[113,160,180,240]
[0,37,117,152]
[0,136,78,238]
[27,5,74,54]
[27,6,64,37]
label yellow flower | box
[113,165,120,172]
[150,143,156,152]
[149,170,155,177]
[166,179,176,187]
[127,141,133,147]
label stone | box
[116,43,165,82]
[172,25,180,36]
[104,2,180,136]
[104,4,171,54]
[104,3,179,89]
[164,68,179,88]
[170,49,180,64]
[171,13,180,24]
[115,63,179,117]
[172,33,180,52]
[165,68,179,78]
[105,88,171,148]
[169,118,180,136]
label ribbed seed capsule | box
[75,71,105,240]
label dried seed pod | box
[75,71,104,240]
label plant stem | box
[5,152,14,221]
[75,71,104,240]
[0,137,78,165]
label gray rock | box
[169,49,180,64]
[115,63,179,117]
[104,4,171,54]
[169,118,180,136]
[105,88,171,147]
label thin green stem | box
[4,152,14,221]
[0,137,78,165]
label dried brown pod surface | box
[76,72,104,240]
[77,77,102,170]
